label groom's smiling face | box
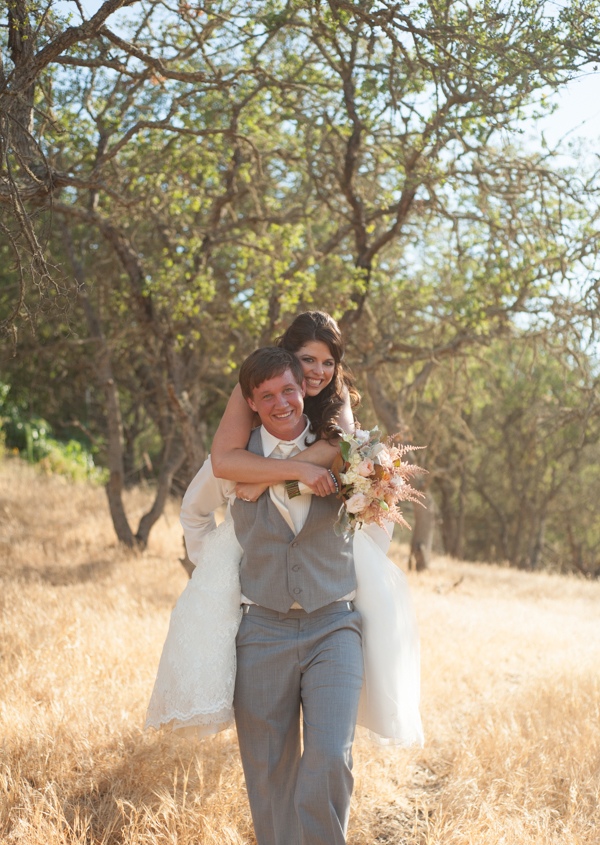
[246,368,306,441]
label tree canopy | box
[2,0,600,571]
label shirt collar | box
[260,417,313,457]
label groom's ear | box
[246,394,258,414]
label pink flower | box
[356,458,375,477]
[333,428,426,535]
[377,448,394,468]
[345,492,369,514]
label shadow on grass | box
[10,558,118,586]
[4,727,255,844]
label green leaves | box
[3,0,600,560]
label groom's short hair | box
[239,347,305,400]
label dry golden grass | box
[2,457,599,845]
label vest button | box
[293,588,302,594]
[292,564,300,571]
[291,541,298,547]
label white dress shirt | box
[260,419,314,535]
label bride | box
[145,311,423,747]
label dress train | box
[353,526,423,746]
[145,518,242,737]
[145,519,423,746]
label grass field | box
[1,458,600,844]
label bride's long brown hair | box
[276,311,360,441]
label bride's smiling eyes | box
[300,356,335,369]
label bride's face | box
[295,341,336,397]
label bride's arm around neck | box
[210,384,352,485]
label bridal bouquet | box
[332,427,425,535]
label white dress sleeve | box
[353,524,424,746]
[179,455,236,562]
[145,517,243,738]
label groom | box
[181,346,363,845]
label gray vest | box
[230,428,356,613]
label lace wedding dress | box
[145,518,242,737]
[145,515,423,746]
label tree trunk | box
[455,468,467,560]
[366,367,435,569]
[528,514,546,571]
[136,439,186,547]
[166,381,205,471]
[6,2,38,167]
[438,477,456,556]
[409,491,436,571]
[438,469,467,559]
[68,205,182,550]
[365,366,407,438]
[179,535,195,578]
[65,227,205,550]
[64,232,137,547]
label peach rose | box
[345,492,369,514]
[356,458,375,477]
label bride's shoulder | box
[337,385,356,434]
